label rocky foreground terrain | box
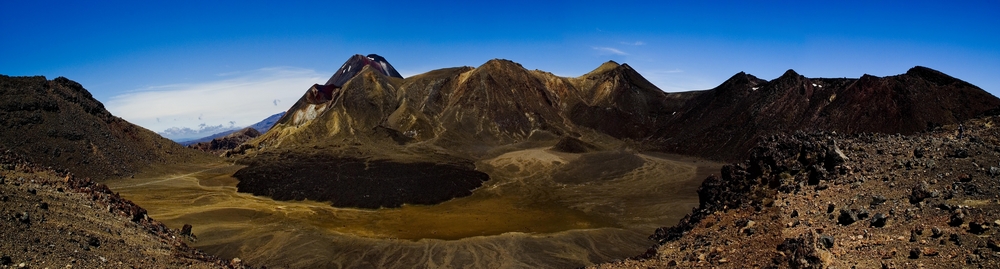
[0,149,250,268]
[594,116,1000,268]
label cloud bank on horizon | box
[106,67,323,135]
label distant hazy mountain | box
[159,124,241,142]
[178,112,285,146]
[248,112,284,133]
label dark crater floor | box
[232,156,490,209]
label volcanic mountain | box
[0,75,203,180]
[656,66,1000,161]
[241,58,672,158]
[230,55,998,209]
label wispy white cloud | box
[106,67,325,133]
[620,41,645,46]
[592,46,628,56]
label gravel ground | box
[0,149,252,269]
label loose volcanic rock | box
[819,235,835,249]
[871,213,888,228]
[181,224,193,236]
[870,195,888,208]
[931,227,944,238]
[949,209,966,227]
[838,209,859,225]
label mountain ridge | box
[226,55,999,210]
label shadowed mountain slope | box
[0,75,202,180]
[657,66,1000,161]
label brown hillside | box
[0,75,202,180]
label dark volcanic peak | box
[324,54,402,87]
[905,65,974,87]
[780,68,801,78]
[717,71,766,92]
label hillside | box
[0,148,248,268]
[0,75,205,180]
[657,67,1000,161]
[595,117,1000,268]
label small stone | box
[870,195,888,208]
[969,221,989,234]
[922,247,939,256]
[743,227,755,236]
[910,182,932,204]
[871,213,888,227]
[718,258,728,264]
[952,148,969,158]
[820,235,835,249]
[838,209,858,225]
[790,210,799,218]
[914,148,925,158]
[827,203,836,213]
[0,255,11,265]
[989,167,1000,177]
[858,209,870,219]
[37,203,48,210]
[958,174,972,182]
[949,234,962,246]
[931,227,943,238]
[181,224,193,236]
[909,247,921,259]
[18,212,29,224]
[87,237,100,247]
[949,210,965,227]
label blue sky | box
[2,0,998,133]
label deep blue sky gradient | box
[2,1,998,123]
